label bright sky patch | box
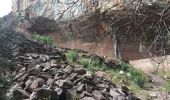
[0,0,12,17]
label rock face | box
[11,0,119,59]
[11,0,162,60]
[12,0,119,21]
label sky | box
[0,0,12,17]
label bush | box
[164,81,170,92]
[129,68,145,88]
[91,57,102,67]
[79,58,91,68]
[33,34,54,45]
[66,49,78,62]
[120,63,129,71]
[79,56,109,73]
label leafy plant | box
[91,57,101,67]
[79,58,91,68]
[66,49,78,62]
[66,50,146,88]
[120,62,129,71]
[128,68,145,88]
[164,81,170,92]
[33,34,54,45]
[79,56,109,73]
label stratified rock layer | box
[12,0,119,21]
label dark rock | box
[15,72,26,81]
[75,68,87,75]
[25,77,45,92]
[54,72,65,80]
[55,87,63,95]
[50,59,57,67]
[6,84,20,98]
[38,72,53,79]
[85,71,93,79]
[37,78,46,86]
[29,69,41,76]
[35,88,59,100]
[40,55,50,62]
[50,55,61,60]
[116,89,126,96]
[13,89,30,99]
[55,79,73,89]
[29,91,37,100]
[20,82,26,89]
[17,73,28,82]
[117,96,126,100]
[42,62,51,71]
[80,91,93,98]
[93,90,105,100]
[80,97,96,100]
[110,88,121,98]
[25,76,35,91]
[77,84,85,92]
[97,84,109,89]
[47,78,53,86]
[127,93,140,100]
[29,79,39,92]
[68,73,78,81]
[64,65,73,74]
[31,53,39,59]
[66,89,78,100]
[121,86,129,96]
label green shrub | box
[91,57,101,66]
[79,56,109,72]
[164,81,170,92]
[79,58,91,68]
[120,63,129,71]
[129,68,145,87]
[33,34,54,45]
[66,49,78,62]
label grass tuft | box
[33,34,54,45]
[65,49,78,62]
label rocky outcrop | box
[12,0,120,21]
[11,0,165,60]
[6,42,139,100]
[0,30,138,100]
[11,0,118,59]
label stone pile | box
[7,50,140,100]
